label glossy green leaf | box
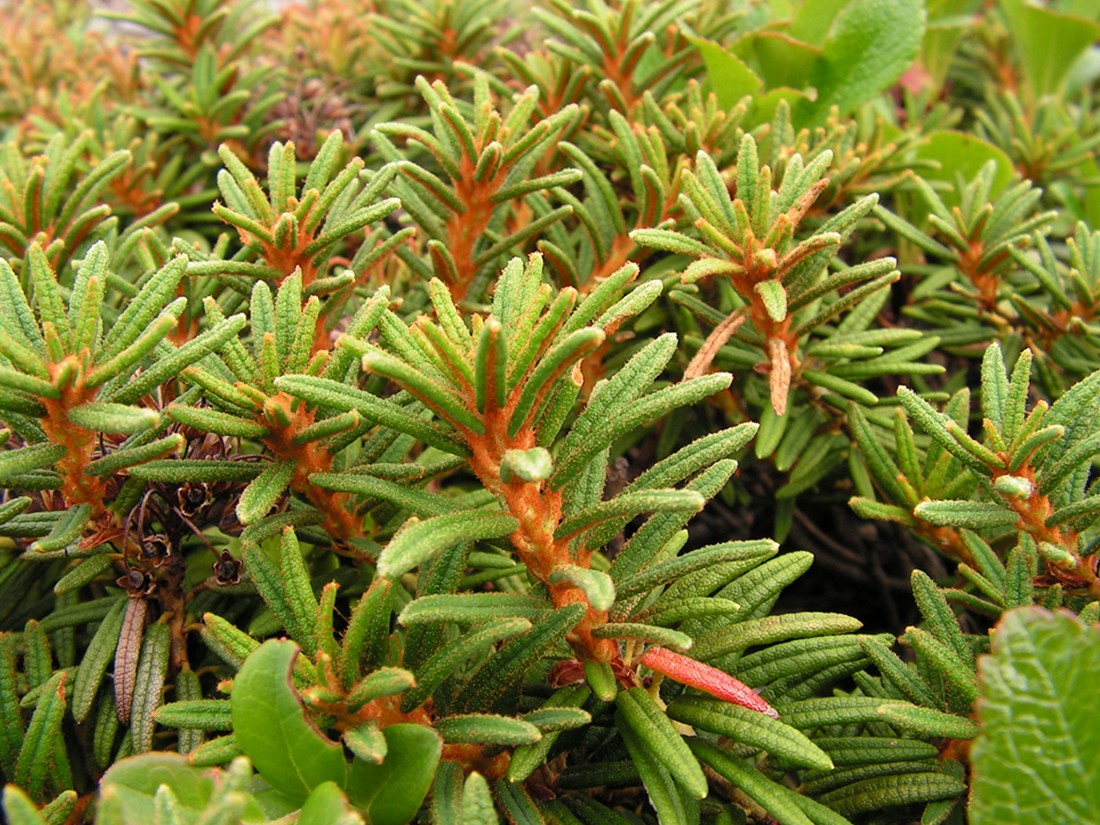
[1,785,48,825]
[346,724,442,825]
[230,640,348,801]
[689,35,762,110]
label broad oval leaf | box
[346,723,442,825]
[230,639,348,801]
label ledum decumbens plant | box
[3,1,1100,824]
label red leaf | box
[640,647,779,718]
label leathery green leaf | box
[231,639,348,801]
[689,739,814,825]
[668,697,833,771]
[72,597,128,722]
[616,688,707,799]
[507,686,591,782]
[457,603,586,713]
[618,721,699,825]
[346,723,442,825]
[435,714,542,746]
[236,461,295,525]
[14,670,67,802]
[130,622,171,753]
[377,510,518,580]
[815,772,964,819]
[400,618,531,712]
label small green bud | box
[501,447,553,483]
[994,474,1033,499]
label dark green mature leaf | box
[230,640,347,801]
[970,608,1100,825]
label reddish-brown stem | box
[260,391,360,541]
[464,401,618,663]
[40,357,107,513]
[443,155,506,300]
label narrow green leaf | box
[340,579,393,684]
[377,511,518,581]
[815,772,965,819]
[509,328,605,438]
[67,402,160,435]
[130,460,263,483]
[616,688,707,799]
[689,739,813,825]
[436,714,541,746]
[154,700,232,731]
[236,461,295,525]
[914,500,1018,530]
[166,405,270,439]
[592,624,694,651]
[507,686,591,783]
[669,696,832,771]
[0,635,25,776]
[71,597,127,723]
[275,375,469,456]
[547,565,616,611]
[618,722,697,825]
[0,444,67,482]
[876,704,979,740]
[14,670,67,802]
[555,490,703,543]
[457,603,586,713]
[29,504,91,554]
[694,612,863,660]
[130,622,171,753]
[108,315,248,404]
[401,618,531,712]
